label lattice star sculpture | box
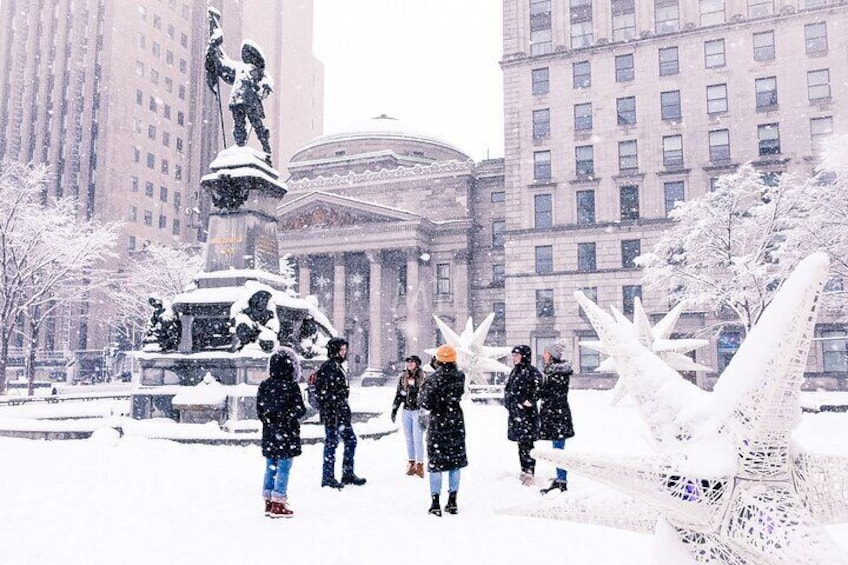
[509,253,848,564]
[579,297,712,405]
[426,314,512,386]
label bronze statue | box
[205,8,274,159]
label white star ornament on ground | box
[426,314,512,386]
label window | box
[709,129,731,161]
[617,97,636,125]
[758,123,780,155]
[821,329,848,372]
[618,140,638,171]
[177,111,185,126]
[534,150,551,180]
[145,181,154,197]
[164,77,173,92]
[810,116,833,150]
[621,240,641,268]
[178,85,186,100]
[622,285,642,316]
[128,236,137,251]
[707,84,728,114]
[664,181,685,214]
[135,60,145,77]
[131,176,139,192]
[578,242,596,271]
[152,41,161,58]
[159,214,167,229]
[535,194,553,228]
[575,145,594,176]
[149,96,157,112]
[578,287,598,320]
[805,23,827,54]
[174,192,181,210]
[620,185,640,220]
[491,191,506,203]
[148,125,157,140]
[753,31,775,61]
[179,59,187,74]
[573,61,591,88]
[174,165,182,180]
[150,68,159,85]
[808,69,830,101]
[137,31,146,49]
[748,0,773,17]
[535,245,553,274]
[143,210,153,226]
[181,33,188,48]
[661,90,681,120]
[530,0,553,55]
[700,0,725,25]
[658,46,679,75]
[533,109,550,139]
[536,289,555,317]
[164,105,172,120]
[163,131,170,147]
[159,186,168,202]
[493,302,506,323]
[579,339,600,372]
[136,89,143,105]
[161,159,169,175]
[492,264,505,286]
[133,146,141,163]
[615,54,635,82]
[705,39,726,68]
[717,330,742,372]
[663,135,684,167]
[153,14,161,29]
[532,68,550,95]
[128,206,137,221]
[492,220,506,249]
[436,264,451,295]
[146,153,155,169]
[167,24,175,40]
[574,103,593,131]
[172,219,181,236]
[576,190,595,224]
[612,0,636,42]
[755,77,778,108]
[655,0,679,33]
[570,0,594,48]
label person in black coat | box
[315,337,366,489]
[419,345,467,516]
[504,344,541,486]
[539,342,575,494]
[390,355,427,478]
[257,347,306,518]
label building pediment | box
[277,191,423,231]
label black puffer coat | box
[504,359,541,443]
[419,363,467,472]
[257,348,307,460]
[315,357,351,427]
[539,360,575,440]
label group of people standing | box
[255,336,574,520]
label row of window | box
[135,57,188,82]
[138,3,191,29]
[531,24,827,95]
[136,90,186,123]
[531,238,642,276]
[132,146,185,178]
[532,116,833,180]
[529,0,828,55]
[133,116,185,154]
[127,206,182,235]
[130,175,182,208]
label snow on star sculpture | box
[579,297,712,405]
[426,314,512,386]
[505,253,848,564]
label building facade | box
[500,0,848,387]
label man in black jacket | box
[315,337,366,488]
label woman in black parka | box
[504,344,541,486]
[419,345,467,517]
[539,342,575,494]
[257,347,306,518]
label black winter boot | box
[321,477,344,489]
[540,479,568,494]
[341,473,367,486]
[428,494,442,517]
[445,491,458,514]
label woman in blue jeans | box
[257,347,306,518]
[390,355,427,478]
[539,342,575,494]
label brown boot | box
[415,462,425,478]
[264,499,272,516]
[405,460,416,475]
[269,499,294,519]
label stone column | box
[298,255,311,297]
[453,250,470,328]
[406,249,421,350]
[332,253,346,335]
[365,251,383,375]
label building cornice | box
[286,159,477,191]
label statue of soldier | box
[205,8,274,159]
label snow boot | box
[341,473,367,486]
[321,477,345,489]
[428,494,442,517]
[268,500,293,519]
[414,462,425,478]
[264,499,272,516]
[520,471,535,486]
[540,479,568,494]
[445,491,458,515]
[406,460,416,475]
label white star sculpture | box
[579,297,712,405]
[426,313,512,387]
[509,253,848,564]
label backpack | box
[306,370,321,410]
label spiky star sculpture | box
[426,314,512,387]
[579,297,712,405]
[510,253,848,564]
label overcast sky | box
[313,0,504,161]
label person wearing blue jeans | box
[391,355,426,477]
[539,342,575,494]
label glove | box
[418,411,430,430]
[390,410,397,423]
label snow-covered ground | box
[1,388,846,565]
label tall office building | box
[501,0,848,387]
[0,0,322,368]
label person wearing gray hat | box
[539,342,575,494]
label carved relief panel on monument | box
[278,204,391,231]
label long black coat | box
[315,358,352,427]
[504,361,541,443]
[539,361,575,440]
[419,363,467,472]
[257,372,307,460]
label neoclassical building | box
[277,116,506,379]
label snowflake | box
[314,275,331,289]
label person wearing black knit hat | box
[504,344,541,486]
[390,355,427,477]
